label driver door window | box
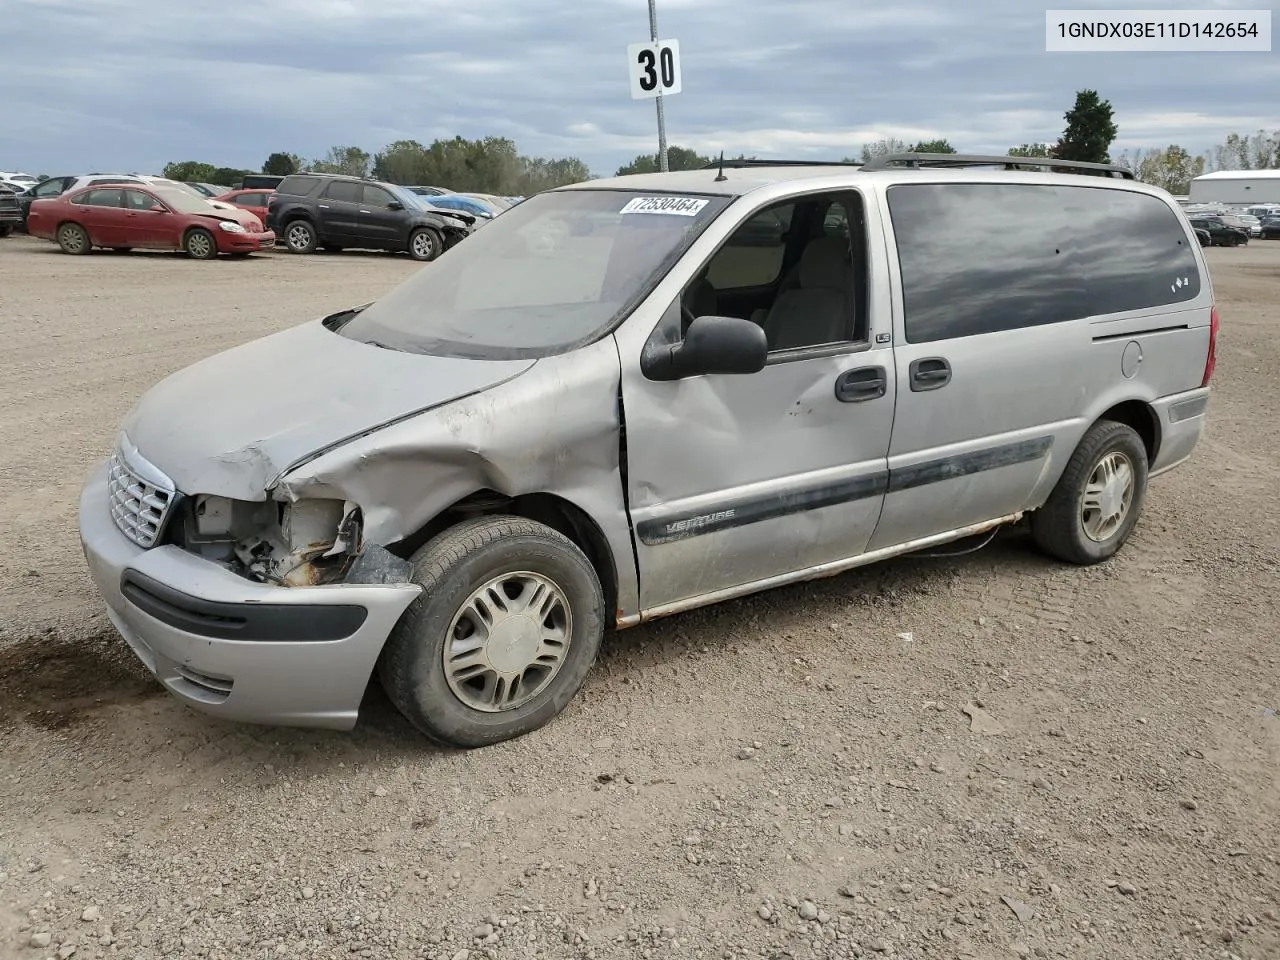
[681,192,868,356]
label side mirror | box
[644,315,768,381]
[149,204,166,213]
[386,200,403,210]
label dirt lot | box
[0,234,1277,960]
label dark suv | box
[265,174,469,261]
[0,184,20,236]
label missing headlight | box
[236,499,363,586]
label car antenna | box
[714,151,727,182]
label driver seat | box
[756,237,854,350]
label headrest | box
[798,236,852,290]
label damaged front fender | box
[270,336,640,617]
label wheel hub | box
[486,616,542,674]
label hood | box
[122,319,537,500]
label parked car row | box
[3,168,525,261]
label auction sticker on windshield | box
[620,196,709,216]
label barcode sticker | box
[619,196,709,216]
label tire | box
[0,224,13,238]
[284,219,317,254]
[56,222,90,255]
[184,228,217,260]
[408,227,442,262]
[1031,420,1149,565]
[378,516,605,748]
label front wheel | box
[184,228,217,260]
[1031,420,1148,565]
[378,516,605,748]
[408,227,442,262]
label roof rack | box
[701,159,863,170]
[860,152,1135,179]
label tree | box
[1206,130,1279,170]
[1052,89,1118,163]
[1008,143,1052,157]
[615,145,711,176]
[909,139,956,153]
[209,167,254,187]
[309,145,372,178]
[1133,145,1205,195]
[856,138,909,162]
[161,160,217,182]
[373,140,430,184]
[262,152,300,176]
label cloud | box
[2,0,1276,178]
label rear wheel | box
[184,228,217,260]
[378,516,605,748]
[1032,420,1148,565]
[408,227,441,262]
[56,222,90,255]
[0,224,14,238]
[284,220,317,254]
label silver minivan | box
[79,154,1217,748]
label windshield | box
[336,188,731,359]
[151,185,220,214]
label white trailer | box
[1189,169,1280,204]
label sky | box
[2,0,1278,179]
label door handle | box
[909,357,951,392]
[835,365,887,403]
[318,204,330,209]
[358,209,370,214]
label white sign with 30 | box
[626,39,682,100]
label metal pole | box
[648,0,668,172]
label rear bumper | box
[78,462,421,730]
[1150,386,1210,477]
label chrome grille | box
[107,437,176,548]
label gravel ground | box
[0,234,1278,960]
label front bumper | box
[78,462,420,730]
[217,229,275,252]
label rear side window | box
[277,175,321,197]
[888,183,1202,343]
[75,189,124,207]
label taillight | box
[1201,305,1219,387]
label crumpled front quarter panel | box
[274,337,639,617]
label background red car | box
[26,183,275,259]
[213,187,275,228]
